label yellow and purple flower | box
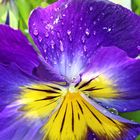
[1,0,140,139]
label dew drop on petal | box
[33,22,36,26]
[103,26,107,30]
[79,26,82,30]
[62,14,66,17]
[61,22,64,25]
[44,49,47,53]
[123,108,127,112]
[107,28,112,32]
[50,16,53,19]
[137,45,140,50]
[38,36,42,42]
[67,30,71,35]
[93,31,96,35]
[45,32,49,38]
[45,23,54,30]
[67,30,72,42]
[33,29,38,36]
[108,108,118,115]
[53,16,60,24]
[83,45,87,52]
[85,28,90,36]
[89,6,93,11]
[93,21,96,25]
[50,40,55,49]
[103,27,112,32]
[65,4,68,8]
[97,18,100,21]
[81,35,86,44]
[60,40,64,51]
[53,60,57,65]
[80,17,83,21]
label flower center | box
[68,83,77,93]
[19,74,120,119]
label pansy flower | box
[1,0,140,139]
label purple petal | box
[0,63,44,139]
[0,63,65,139]
[0,103,44,140]
[29,0,140,79]
[0,63,37,112]
[0,25,39,74]
[81,47,140,112]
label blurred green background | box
[0,0,140,139]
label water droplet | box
[61,22,64,25]
[93,21,96,25]
[45,32,49,38]
[89,6,93,11]
[101,12,105,16]
[133,135,136,138]
[44,49,47,53]
[33,29,38,36]
[67,30,72,42]
[80,17,83,21]
[50,16,53,19]
[79,26,82,30]
[56,32,61,39]
[81,35,86,44]
[53,16,60,24]
[33,22,36,26]
[97,18,100,21]
[103,27,112,32]
[107,28,112,32]
[64,4,68,8]
[118,131,121,135]
[50,40,55,49]
[60,40,64,51]
[83,45,87,51]
[137,45,140,50]
[62,14,66,17]
[123,108,127,112]
[85,28,90,36]
[53,60,57,65]
[108,108,118,115]
[103,27,107,30]
[69,36,73,42]
[93,31,96,35]
[67,30,71,35]
[38,36,42,42]
[45,24,54,30]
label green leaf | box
[120,111,140,140]
[132,0,140,15]
[120,111,140,123]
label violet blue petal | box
[0,63,38,112]
[81,47,140,112]
[29,0,140,80]
[0,104,44,140]
[0,25,39,74]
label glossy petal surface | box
[0,25,40,74]
[0,63,44,140]
[80,47,140,112]
[29,0,140,80]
